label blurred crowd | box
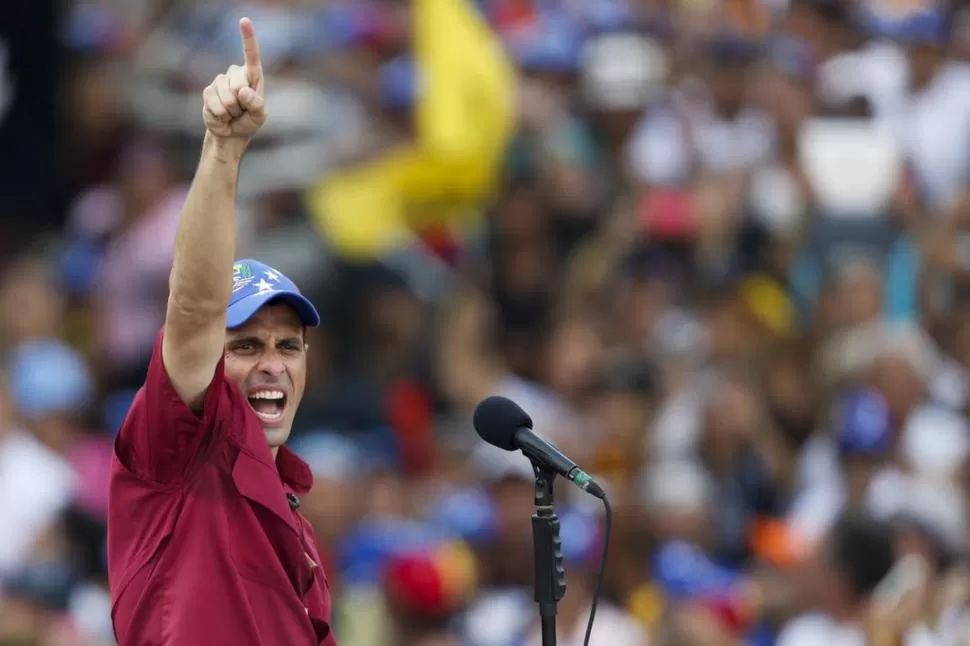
[3,0,970,644]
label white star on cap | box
[265,269,281,282]
[255,279,275,294]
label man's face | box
[224,303,307,450]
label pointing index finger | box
[239,17,261,84]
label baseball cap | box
[228,259,320,329]
[837,389,892,456]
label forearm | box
[167,133,245,322]
[162,134,246,407]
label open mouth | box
[247,389,288,425]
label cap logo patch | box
[233,262,255,293]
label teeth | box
[249,391,284,400]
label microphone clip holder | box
[531,466,567,646]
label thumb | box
[237,87,265,114]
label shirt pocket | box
[228,450,305,593]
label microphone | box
[473,396,606,500]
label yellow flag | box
[309,0,516,260]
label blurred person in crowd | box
[635,459,769,644]
[627,34,769,196]
[761,343,817,459]
[296,266,432,457]
[509,11,606,231]
[62,54,127,197]
[544,316,604,410]
[697,279,788,370]
[696,370,787,566]
[920,191,970,335]
[107,19,336,646]
[828,256,885,332]
[778,512,898,646]
[751,36,814,211]
[931,302,970,413]
[383,541,477,646]
[788,389,902,550]
[820,323,970,485]
[647,306,712,462]
[437,281,585,458]
[638,458,717,589]
[580,29,668,182]
[0,561,79,646]
[470,445,535,589]
[866,325,942,439]
[881,8,970,216]
[778,513,937,646]
[461,446,535,646]
[63,134,186,391]
[587,356,656,496]
[289,432,369,580]
[0,341,92,580]
[0,258,67,352]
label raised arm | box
[162,17,266,410]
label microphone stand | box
[531,466,566,646]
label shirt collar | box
[275,446,314,494]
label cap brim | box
[227,291,321,329]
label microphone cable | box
[581,495,612,646]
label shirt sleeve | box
[115,329,227,485]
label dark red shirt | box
[108,333,337,646]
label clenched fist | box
[202,17,266,140]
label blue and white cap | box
[837,389,892,456]
[228,259,320,329]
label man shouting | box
[107,17,337,646]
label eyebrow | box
[228,335,304,346]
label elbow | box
[166,289,226,332]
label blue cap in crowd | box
[509,11,583,72]
[837,389,892,456]
[8,339,93,420]
[380,56,418,111]
[430,488,497,545]
[228,259,320,329]
[559,508,601,566]
[653,540,739,601]
[338,518,445,586]
[863,8,947,44]
[580,0,634,34]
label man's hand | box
[202,17,266,140]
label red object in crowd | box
[387,380,436,476]
[491,0,540,32]
[639,191,700,240]
[701,594,749,635]
[385,553,449,617]
[419,224,462,267]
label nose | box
[255,349,286,377]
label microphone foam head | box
[473,396,533,451]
